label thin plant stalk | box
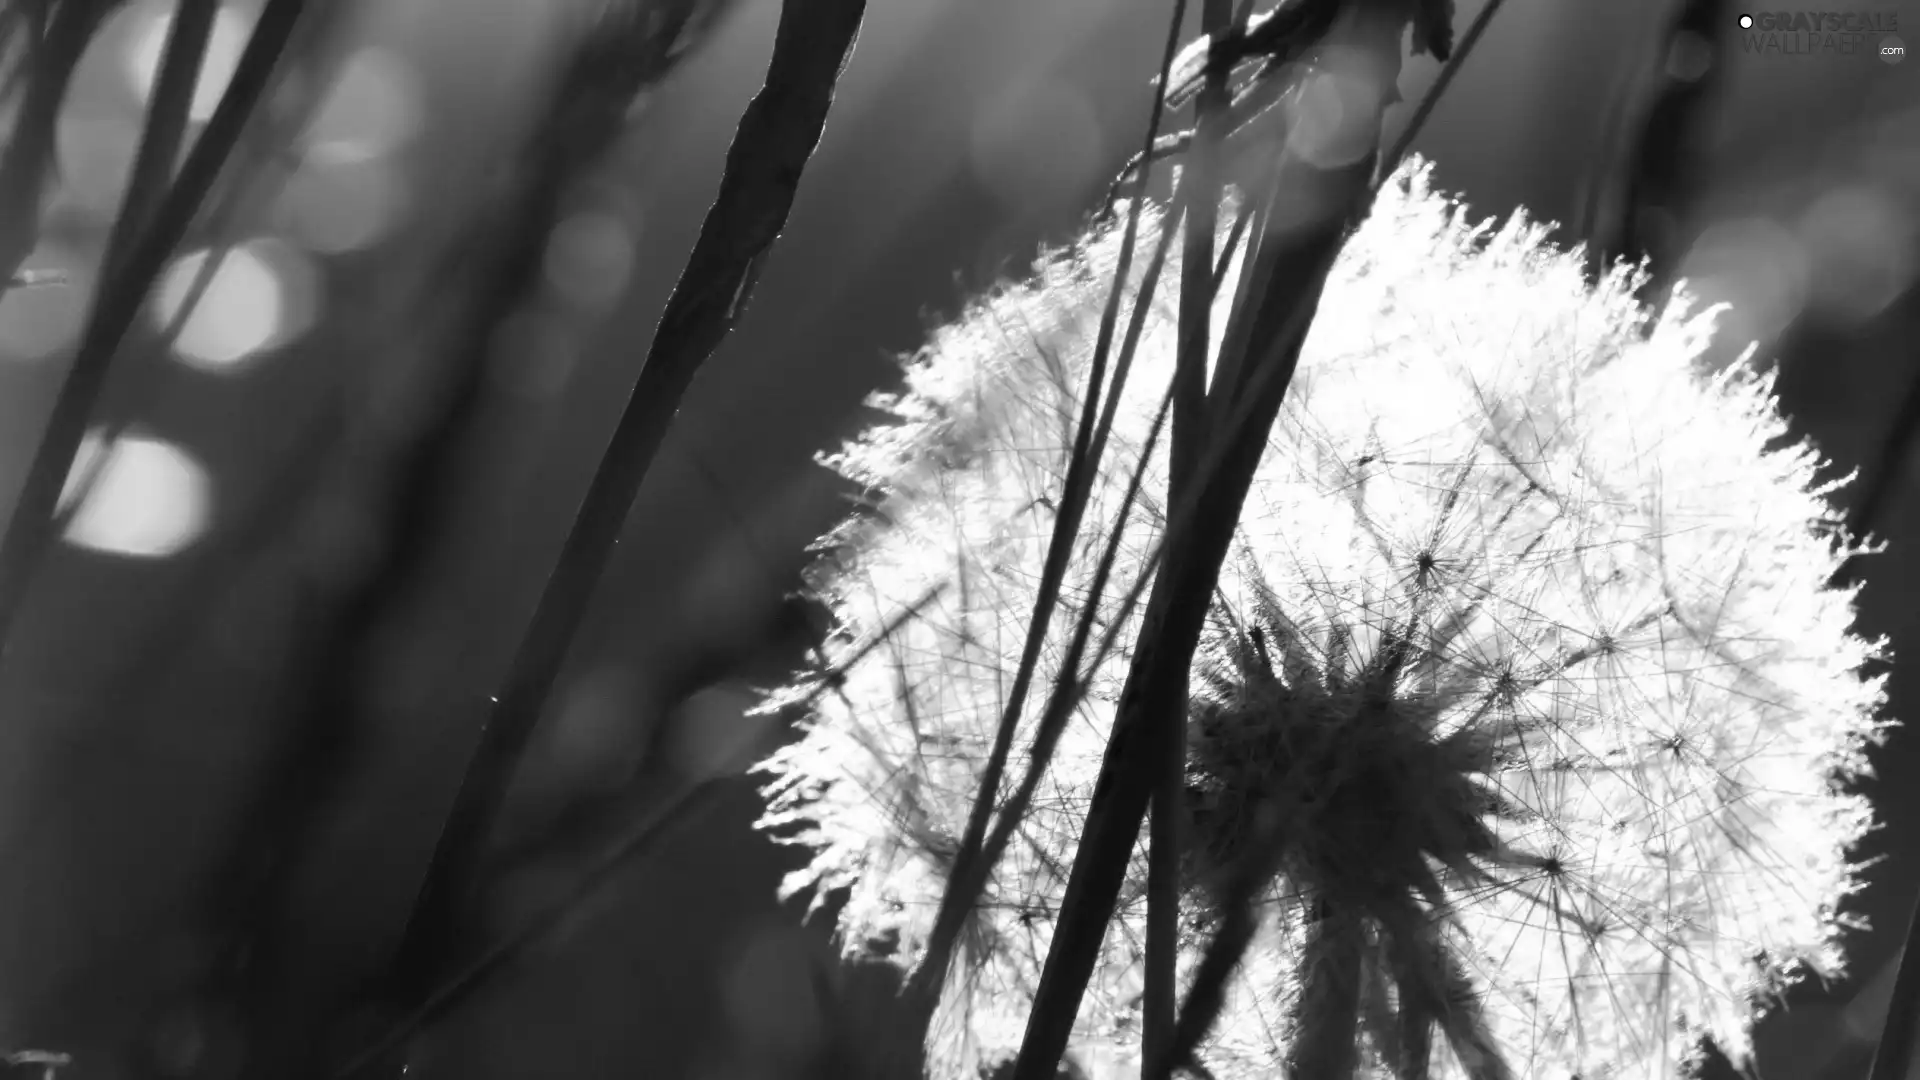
[54,53,312,533]
[995,1,1490,1062]
[227,7,744,1077]
[99,0,215,283]
[389,0,867,1008]
[53,0,366,529]
[905,0,1193,1017]
[1009,5,1420,1077]
[0,0,308,668]
[1145,0,1234,1069]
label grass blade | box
[0,0,307,667]
[389,0,868,1009]
[1145,0,1234,1070]
[1010,6,1422,1077]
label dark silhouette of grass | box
[0,0,308,668]
[897,5,1192,1058]
[216,6,754,1079]
[368,0,869,1072]
[1146,0,1229,1065]
[1003,5,1448,1077]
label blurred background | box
[0,0,1913,1077]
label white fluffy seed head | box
[753,158,1892,1080]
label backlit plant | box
[754,160,1891,1080]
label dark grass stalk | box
[203,6,749,1077]
[1153,796,1297,1077]
[899,215,1187,1075]
[1145,0,1234,1069]
[1010,5,1425,1077]
[46,0,222,529]
[934,207,1196,1021]
[386,0,866,1024]
[0,0,113,288]
[971,217,1183,865]
[0,0,307,667]
[953,163,1314,1076]
[50,222,232,534]
[55,0,361,529]
[99,0,214,281]
[58,10,359,705]
[959,144,1285,1080]
[934,1,1485,1066]
[903,0,1192,1025]
[933,3,1498,1056]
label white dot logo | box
[1738,13,1754,27]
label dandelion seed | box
[753,159,1891,1080]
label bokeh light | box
[58,430,213,558]
[662,683,769,781]
[543,210,635,309]
[1675,215,1812,346]
[1798,183,1916,325]
[150,238,320,371]
[1288,57,1388,170]
[272,155,410,254]
[298,46,424,165]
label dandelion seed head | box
[754,159,1891,1079]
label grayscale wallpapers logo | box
[1736,10,1905,61]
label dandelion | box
[753,159,1891,1080]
